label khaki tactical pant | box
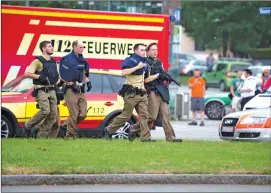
[107,93,151,141]
[25,90,57,138]
[35,106,60,138]
[131,91,176,141]
[62,88,87,138]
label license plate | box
[222,126,234,132]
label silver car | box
[219,108,271,141]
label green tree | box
[181,1,271,56]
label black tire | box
[205,101,224,120]
[1,115,13,138]
[105,116,133,139]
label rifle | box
[145,58,181,87]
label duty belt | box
[118,84,147,97]
[35,87,55,93]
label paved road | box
[3,184,271,192]
[165,84,223,141]
[152,120,221,141]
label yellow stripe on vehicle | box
[2,9,164,23]
[45,21,163,31]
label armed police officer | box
[23,40,59,138]
[129,42,182,142]
[59,40,92,139]
[104,43,155,142]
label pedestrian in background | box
[229,71,243,113]
[261,69,271,93]
[188,69,206,126]
[239,69,257,110]
[206,53,214,72]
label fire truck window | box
[9,78,33,93]
[87,73,102,93]
[102,75,113,93]
[108,75,126,92]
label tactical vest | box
[62,51,89,83]
[145,57,164,89]
[33,56,59,85]
[76,57,88,83]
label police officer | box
[59,40,92,139]
[104,43,155,142]
[129,42,182,142]
[23,40,59,138]
[31,59,65,138]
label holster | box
[31,89,39,97]
[31,87,55,97]
[118,84,146,97]
[66,84,81,93]
[55,87,65,104]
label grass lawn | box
[2,139,270,175]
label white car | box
[244,92,271,110]
[219,108,271,141]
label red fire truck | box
[1,5,170,86]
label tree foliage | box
[181,1,271,56]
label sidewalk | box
[2,174,271,186]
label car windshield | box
[230,64,249,72]
[2,77,33,93]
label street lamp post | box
[25,0,29,6]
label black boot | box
[104,127,112,140]
[22,123,31,138]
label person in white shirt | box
[239,69,256,110]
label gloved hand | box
[86,81,92,92]
[159,73,168,81]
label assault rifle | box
[145,58,181,87]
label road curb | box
[2,174,271,186]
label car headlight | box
[240,116,267,124]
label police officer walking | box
[129,42,182,142]
[59,40,92,139]
[104,43,155,142]
[23,40,59,138]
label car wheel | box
[205,101,224,120]
[220,81,226,92]
[1,116,13,139]
[105,118,133,140]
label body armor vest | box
[33,56,59,85]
